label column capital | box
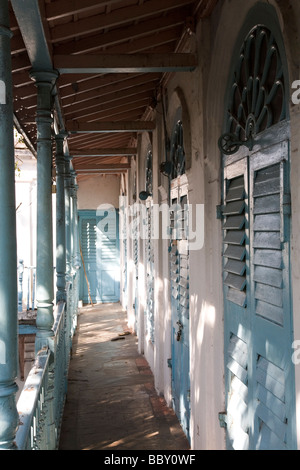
[29,69,59,86]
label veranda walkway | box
[58,303,190,451]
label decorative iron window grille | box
[219,26,286,155]
[170,120,185,179]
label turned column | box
[30,69,58,353]
[55,133,67,303]
[0,0,19,449]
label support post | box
[55,133,67,303]
[64,155,73,279]
[70,170,80,270]
[0,0,19,449]
[30,69,58,353]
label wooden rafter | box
[66,120,155,133]
[54,53,197,74]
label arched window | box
[226,25,286,142]
[170,120,185,179]
[145,149,153,197]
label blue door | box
[221,22,296,449]
[79,209,120,303]
[170,176,190,442]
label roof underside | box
[10,0,218,178]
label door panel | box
[223,142,296,450]
[79,210,120,303]
[170,180,190,441]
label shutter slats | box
[226,333,249,449]
[223,215,245,230]
[254,265,282,288]
[224,272,246,291]
[253,163,284,326]
[224,259,246,276]
[227,288,247,307]
[256,300,283,325]
[253,194,280,214]
[253,231,281,249]
[170,199,190,319]
[222,175,246,307]
[222,200,245,215]
[256,355,287,449]
[224,230,245,245]
[255,283,283,308]
[254,214,280,231]
[254,249,282,269]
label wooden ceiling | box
[10,0,218,177]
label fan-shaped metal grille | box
[226,26,286,141]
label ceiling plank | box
[54,53,197,74]
[50,0,195,42]
[46,0,122,21]
[66,120,155,133]
[71,148,137,156]
[53,10,187,56]
[60,73,160,104]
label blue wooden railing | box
[15,272,79,450]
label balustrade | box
[15,269,79,450]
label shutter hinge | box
[167,358,172,368]
[283,194,291,215]
[216,204,223,220]
[218,411,227,428]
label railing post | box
[0,0,19,449]
[30,69,58,353]
[55,133,67,304]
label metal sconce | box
[159,161,173,177]
[139,190,151,201]
[218,132,254,155]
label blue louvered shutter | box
[145,203,155,342]
[80,216,97,303]
[251,155,294,450]
[222,175,247,307]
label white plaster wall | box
[77,174,120,210]
[122,0,300,450]
[15,153,37,269]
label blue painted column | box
[64,155,73,279]
[55,133,67,303]
[70,170,80,270]
[30,70,58,353]
[0,0,19,449]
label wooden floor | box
[58,303,190,451]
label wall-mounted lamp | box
[159,161,173,177]
[218,132,254,155]
[139,190,151,201]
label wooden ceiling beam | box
[50,0,195,42]
[54,53,197,74]
[76,163,130,169]
[71,148,137,157]
[66,120,155,133]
